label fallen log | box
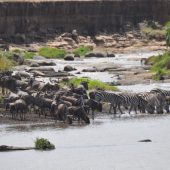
[0,145,35,152]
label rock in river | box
[64,54,74,61]
[64,65,76,72]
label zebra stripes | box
[90,89,170,115]
[91,90,124,114]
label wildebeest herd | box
[0,71,170,124]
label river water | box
[0,115,170,170]
[1,50,170,170]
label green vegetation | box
[147,52,170,80]
[141,27,166,39]
[39,47,66,59]
[140,20,166,40]
[35,138,55,150]
[0,52,14,71]
[73,46,91,57]
[12,49,36,59]
[165,23,170,49]
[63,77,118,91]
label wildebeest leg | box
[92,110,94,120]
[2,87,5,96]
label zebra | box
[138,92,165,114]
[89,90,124,115]
[118,93,154,114]
[150,88,170,113]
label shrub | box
[23,52,36,59]
[35,138,55,150]
[39,47,66,59]
[73,46,91,57]
[64,77,118,91]
[0,52,14,71]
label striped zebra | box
[89,90,124,115]
[150,88,170,113]
[118,93,154,114]
[138,92,165,114]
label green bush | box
[64,77,118,91]
[73,46,91,57]
[0,52,14,71]
[23,52,36,59]
[141,27,166,39]
[39,47,66,59]
[35,138,55,150]
[147,52,170,79]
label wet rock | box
[75,72,81,74]
[82,67,97,72]
[38,61,56,66]
[30,62,40,67]
[138,139,152,142]
[64,65,76,72]
[28,67,55,72]
[12,54,24,65]
[95,52,106,58]
[33,56,46,60]
[85,52,106,58]
[107,52,115,58]
[30,70,45,76]
[84,52,96,58]
[64,54,74,61]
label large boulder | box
[12,54,24,65]
[64,54,74,61]
[64,65,76,72]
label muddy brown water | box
[0,114,170,170]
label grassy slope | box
[62,77,118,91]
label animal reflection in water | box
[1,71,170,124]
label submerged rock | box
[138,139,152,142]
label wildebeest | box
[68,106,90,124]
[85,99,102,119]
[9,99,28,120]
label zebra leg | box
[109,104,112,113]
[129,105,133,115]
[164,104,169,113]
[118,104,124,115]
